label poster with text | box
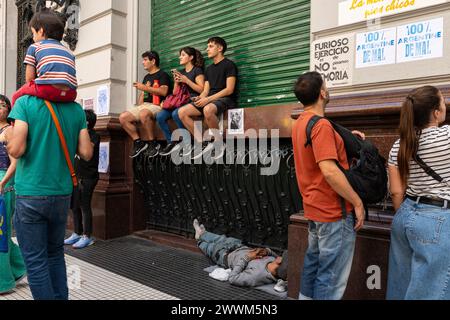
[311,34,354,88]
[397,18,444,63]
[339,0,446,26]
[355,28,396,68]
[82,98,94,111]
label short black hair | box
[294,71,324,107]
[142,50,160,67]
[85,109,97,130]
[276,251,288,281]
[208,37,227,54]
[0,94,11,113]
[29,9,65,42]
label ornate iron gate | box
[134,139,302,251]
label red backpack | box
[162,84,190,110]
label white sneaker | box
[72,235,95,249]
[274,279,287,293]
[64,233,81,245]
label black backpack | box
[305,116,388,217]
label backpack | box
[162,83,191,110]
[305,116,388,217]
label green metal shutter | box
[151,0,310,108]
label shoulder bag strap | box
[304,114,350,219]
[304,115,324,148]
[0,125,10,135]
[415,154,444,183]
[44,100,78,187]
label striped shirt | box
[24,39,77,89]
[388,125,450,200]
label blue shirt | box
[24,39,78,89]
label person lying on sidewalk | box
[193,219,288,287]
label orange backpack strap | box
[44,100,78,187]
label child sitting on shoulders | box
[12,9,77,107]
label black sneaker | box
[130,140,148,158]
[160,141,181,156]
[147,141,160,158]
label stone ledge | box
[99,104,298,140]
[134,230,201,254]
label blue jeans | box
[198,232,243,267]
[387,198,450,300]
[156,108,185,143]
[300,215,356,300]
[14,195,71,300]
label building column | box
[0,0,18,98]
[72,0,149,239]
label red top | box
[152,80,160,105]
[292,111,353,222]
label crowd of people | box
[119,36,237,160]
[0,8,449,301]
[292,72,450,300]
[0,9,97,299]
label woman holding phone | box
[157,47,205,156]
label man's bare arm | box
[318,159,365,230]
[6,120,28,158]
[77,129,93,161]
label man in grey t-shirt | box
[194,220,287,287]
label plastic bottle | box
[143,81,151,101]
[152,80,160,105]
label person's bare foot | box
[193,219,206,240]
